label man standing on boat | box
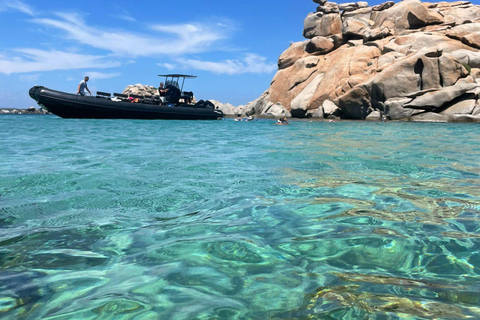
[158,82,169,105]
[77,76,91,96]
[158,82,168,96]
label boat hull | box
[29,86,224,120]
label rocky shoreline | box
[0,107,49,115]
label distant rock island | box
[234,0,480,122]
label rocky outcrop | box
[209,100,237,116]
[252,0,480,121]
[0,107,49,115]
[123,84,159,97]
[211,92,291,118]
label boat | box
[29,74,224,120]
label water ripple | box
[0,116,479,319]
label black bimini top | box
[158,74,197,79]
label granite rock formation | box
[208,100,237,115]
[250,0,480,121]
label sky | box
[0,0,418,108]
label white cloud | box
[115,12,136,22]
[1,6,275,77]
[0,0,34,16]
[84,71,121,79]
[0,49,120,74]
[157,62,177,70]
[31,13,228,57]
[175,54,277,75]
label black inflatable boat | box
[29,74,224,120]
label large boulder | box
[439,53,469,87]
[440,97,477,115]
[335,86,372,119]
[372,0,432,32]
[404,82,478,110]
[304,36,335,54]
[384,98,415,119]
[278,42,306,69]
[304,12,342,38]
[322,100,341,116]
[342,14,374,39]
[261,103,291,118]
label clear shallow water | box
[0,115,479,320]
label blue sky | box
[1,0,395,108]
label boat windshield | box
[165,80,179,89]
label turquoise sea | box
[1,115,479,320]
